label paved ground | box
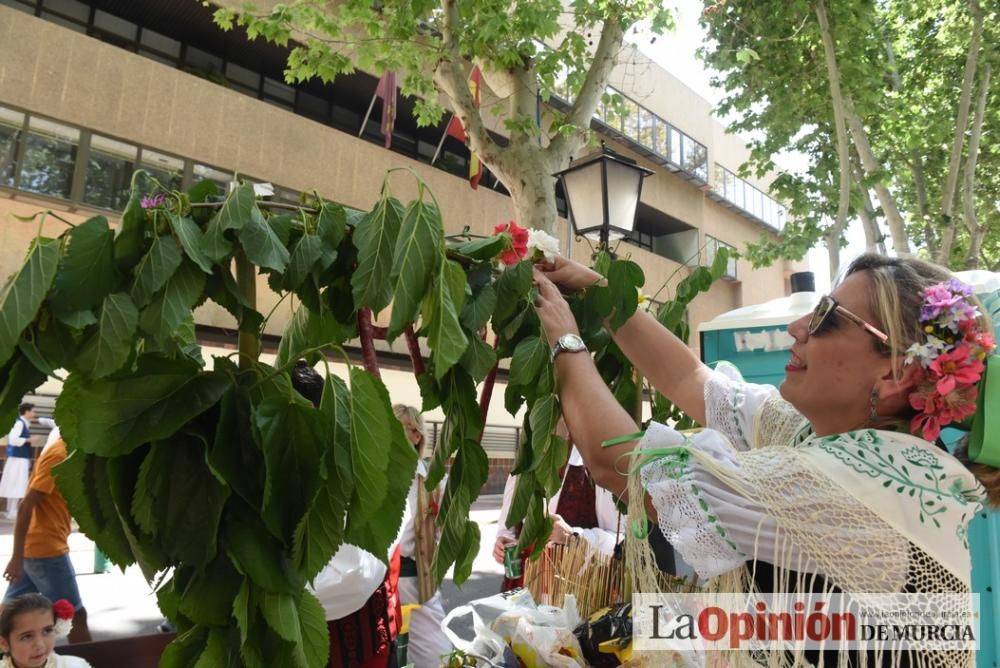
[0,495,505,644]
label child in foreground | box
[0,595,90,668]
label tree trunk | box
[844,102,910,256]
[824,224,846,282]
[851,157,884,254]
[963,62,991,268]
[937,0,984,265]
[504,159,560,232]
[815,0,852,260]
[911,153,936,255]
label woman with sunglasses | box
[533,252,997,665]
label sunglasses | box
[808,295,889,344]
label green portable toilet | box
[698,287,817,387]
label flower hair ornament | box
[905,279,996,443]
[52,599,74,639]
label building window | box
[0,0,37,14]
[18,116,79,200]
[140,148,185,191]
[705,235,738,280]
[84,134,137,210]
[0,107,25,188]
[714,164,785,230]
[193,163,232,191]
[40,0,89,30]
[139,28,182,64]
[91,9,137,49]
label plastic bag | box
[440,588,537,666]
[573,602,632,668]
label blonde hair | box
[844,254,992,378]
[392,404,426,452]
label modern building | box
[0,0,802,473]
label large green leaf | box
[345,368,393,518]
[344,408,416,560]
[224,499,301,594]
[239,207,290,273]
[460,284,497,332]
[448,235,507,261]
[427,368,481,489]
[56,356,230,456]
[113,184,149,270]
[454,521,481,584]
[208,387,266,509]
[317,202,346,250]
[49,216,118,315]
[504,472,535,528]
[159,627,208,668]
[260,592,300,643]
[175,555,243,626]
[298,591,330,668]
[284,234,323,291]
[508,335,549,386]
[202,183,255,262]
[351,196,404,313]
[133,436,230,568]
[422,260,468,380]
[275,303,355,368]
[76,293,139,379]
[292,375,352,582]
[459,334,497,383]
[168,213,214,274]
[194,627,239,668]
[138,261,207,343]
[130,234,183,308]
[205,266,264,334]
[386,198,443,340]
[106,449,168,581]
[53,450,134,568]
[0,237,60,367]
[254,394,326,543]
[493,260,533,325]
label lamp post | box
[553,143,654,251]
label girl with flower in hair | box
[533,253,997,666]
[0,595,89,668]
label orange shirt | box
[24,440,71,559]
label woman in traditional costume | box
[533,253,998,666]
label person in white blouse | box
[532,253,997,665]
[1,404,38,520]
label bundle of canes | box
[522,538,625,618]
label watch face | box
[558,333,586,352]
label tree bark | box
[911,153,936,255]
[937,0,984,265]
[434,0,624,234]
[963,62,991,268]
[851,157,884,254]
[824,219,848,281]
[815,0,852,269]
[844,101,910,256]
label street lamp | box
[553,143,654,250]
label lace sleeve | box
[703,364,780,451]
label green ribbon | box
[601,430,693,539]
[968,354,1000,467]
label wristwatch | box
[551,333,587,361]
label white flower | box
[526,228,560,260]
[904,335,949,368]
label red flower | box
[493,221,529,266]
[928,344,984,395]
[53,599,75,620]
[909,381,978,442]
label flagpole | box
[358,89,379,137]
[430,115,455,166]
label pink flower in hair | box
[928,345,984,396]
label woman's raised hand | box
[535,256,605,292]
[533,268,581,346]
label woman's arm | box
[536,258,711,424]
[607,310,711,426]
